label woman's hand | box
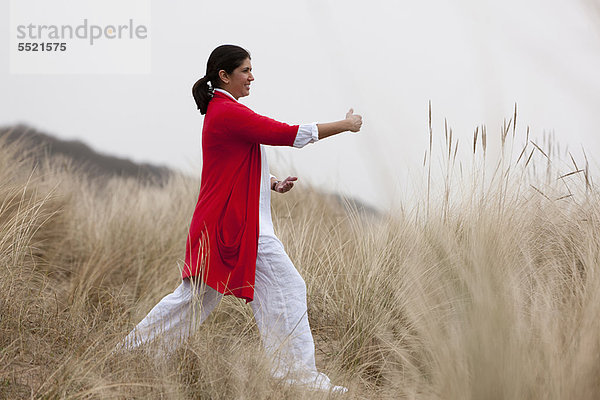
[345,108,363,132]
[274,176,298,193]
[317,108,363,139]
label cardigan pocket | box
[216,188,246,269]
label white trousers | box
[120,236,336,389]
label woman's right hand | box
[345,108,363,132]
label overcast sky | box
[2,0,599,210]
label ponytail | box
[192,44,251,115]
[192,76,212,115]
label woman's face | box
[220,58,254,99]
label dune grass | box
[1,115,600,399]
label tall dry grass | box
[1,113,600,399]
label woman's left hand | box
[275,176,298,193]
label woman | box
[121,44,362,393]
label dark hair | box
[192,44,251,115]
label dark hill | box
[0,124,171,185]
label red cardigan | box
[182,91,299,302]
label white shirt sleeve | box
[293,123,319,148]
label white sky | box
[1,0,599,211]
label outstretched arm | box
[271,109,362,193]
[229,103,362,146]
[317,109,363,140]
